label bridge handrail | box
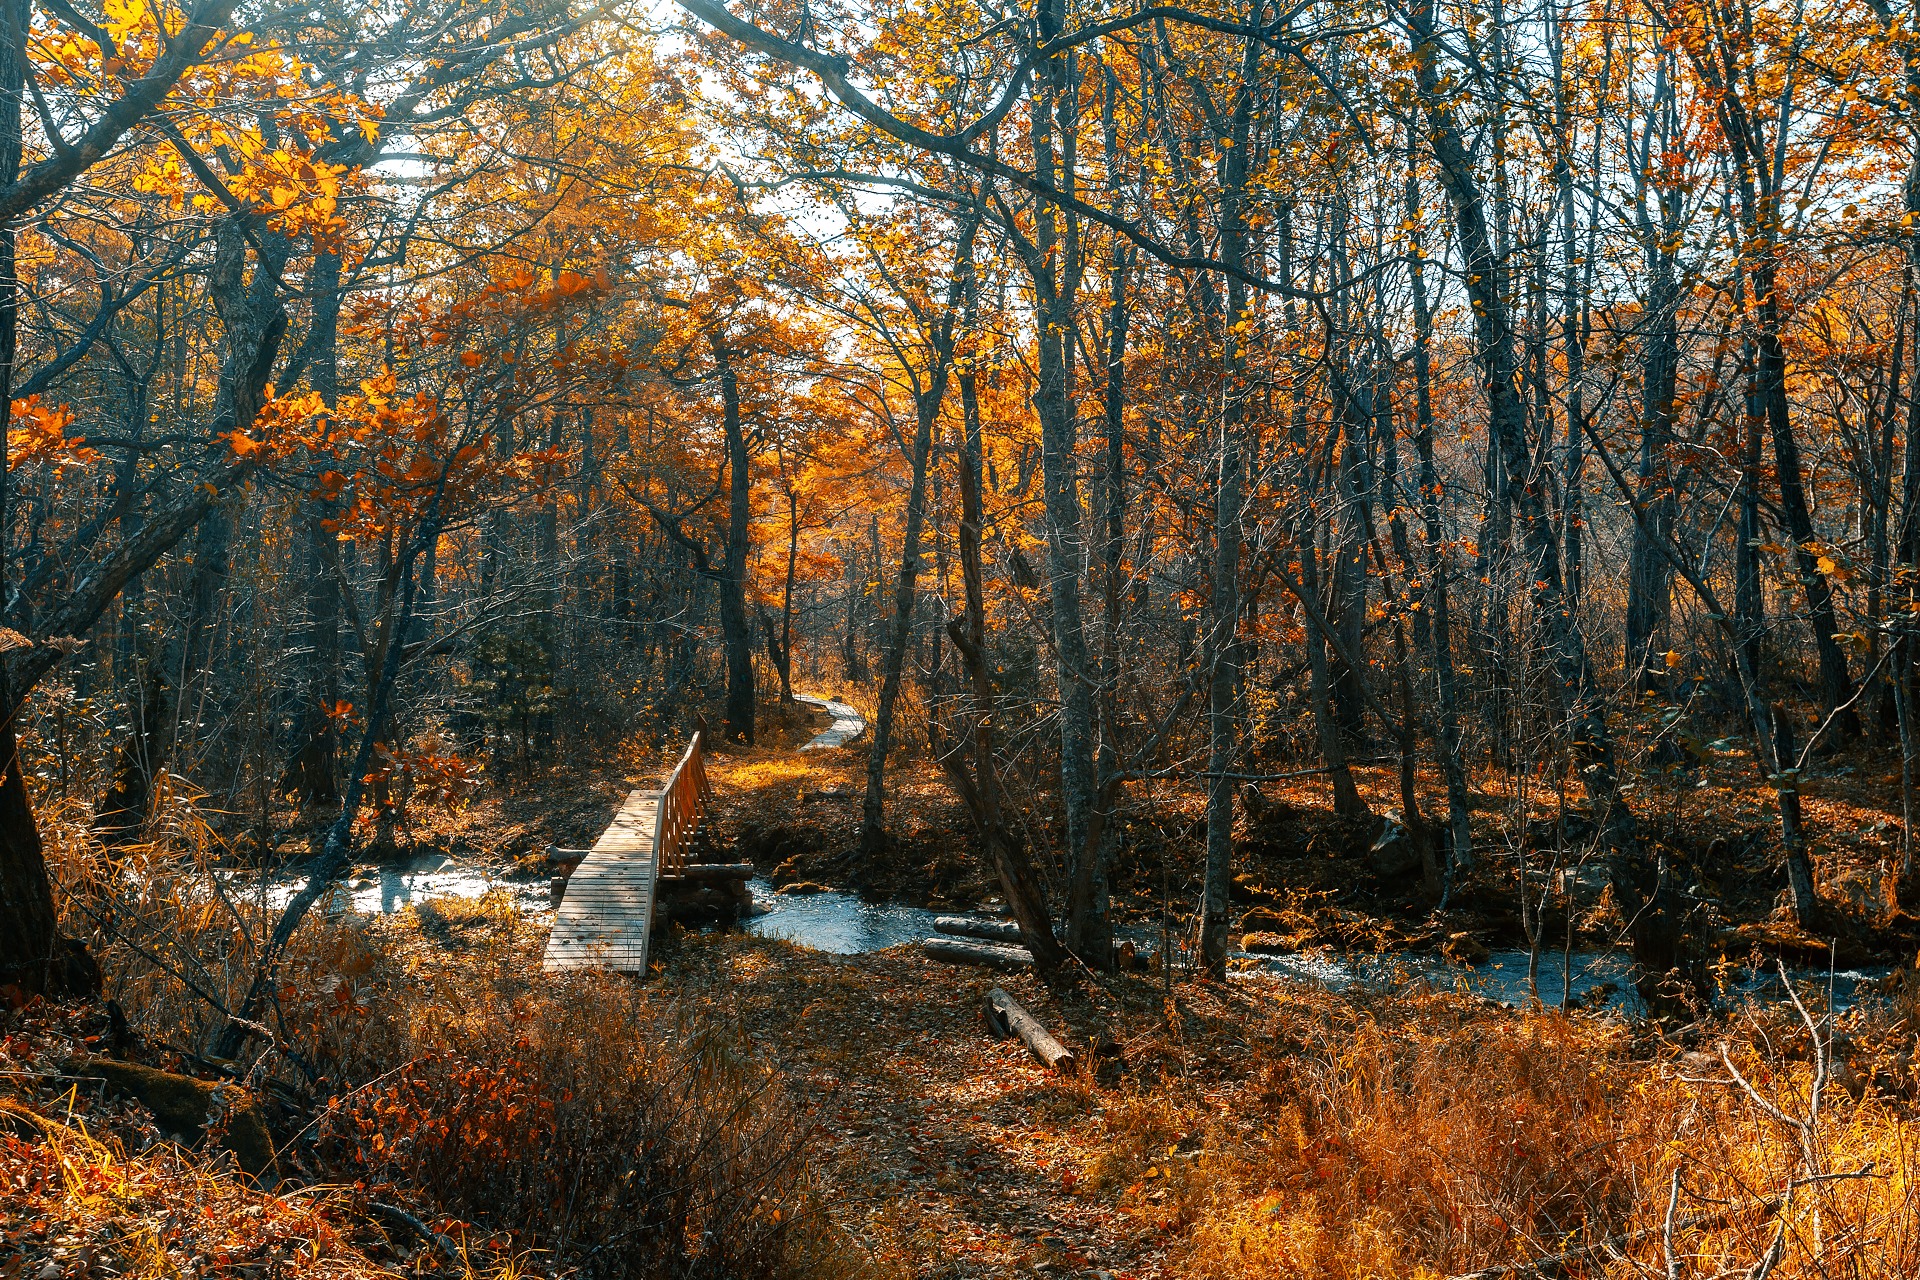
[655,731,711,877]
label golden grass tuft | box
[1090,986,1920,1279]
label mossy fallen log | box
[76,1057,275,1176]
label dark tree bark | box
[285,248,344,804]
[938,332,1067,973]
[1624,69,1682,690]
[859,353,945,853]
[1010,20,1099,940]
[1405,160,1474,878]
[712,333,755,745]
[1199,21,1259,977]
[0,0,95,996]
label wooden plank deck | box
[542,789,660,973]
[794,693,866,750]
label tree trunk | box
[777,483,798,702]
[1200,424,1242,975]
[1405,160,1473,877]
[712,334,755,745]
[859,356,945,854]
[1624,75,1681,691]
[1199,29,1259,977]
[1757,270,1857,735]
[0,0,96,997]
[1066,69,1134,966]
[940,349,1067,973]
[1022,33,1099,946]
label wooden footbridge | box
[542,697,865,975]
[543,733,741,974]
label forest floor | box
[13,913,1920,1280]
[672,933,1178,1276]
[14,697,1920,1278]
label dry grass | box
[1129,994,1916,1278]
[632,932,1920,1279]
[6,809,878,1280]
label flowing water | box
[745,880,1888,1013]
[253,865,1888,1013]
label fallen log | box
[931,923,1158,973]
[986,987,1077,1073]
[923,937,1033,969]
[933,915,1027,944]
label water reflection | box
[248,864,549,917]
[743,878,944,953]
[1238,945,1884,1013]
[245,868,1888,1014]
[745,881,1888,1013]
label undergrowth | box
[7,791,1920,1279]
[4,801,877,1280]
[1093,983,1920,1278]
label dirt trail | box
[792,693,866,750]
[692,704,1156,1276]
[683,936,1165,1278]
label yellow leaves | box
[1807,542,1854,583]
[224,148,356,247]
[1665,649,1683,670]
[131,155,186,206]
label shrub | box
[320,980,815,1280]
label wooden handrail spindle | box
[655,731,705,877]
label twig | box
[1664,1167,1683,1280]
[1134,758,1399,783]
[1446,1164,1880,1280]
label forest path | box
[792,692,866,749]
[698,696,1152,1275]
[696,937,1163,1279]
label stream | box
[250,864,1890,1014]
[743,880,1888,1013]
